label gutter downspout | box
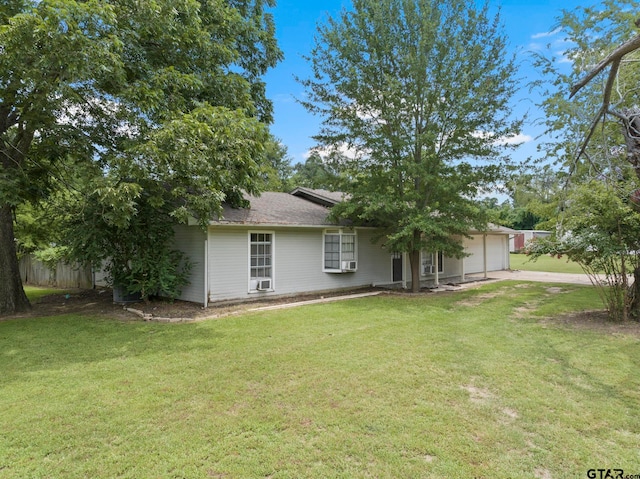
[203,238,209,308]
[505,236,510,270]
[483,234,488,278]
[402,252,407,290]
[434,251,439,287]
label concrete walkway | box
[468,270,594,286]
[248,291,384,311]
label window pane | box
[250,233,272,280]
[342,234,355,261]
[324,232,357,269]
[324,234,340,269]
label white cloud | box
[271,93,295,104]
[531,28,562,40]
[472,130,533,146]
[498,133,533,145]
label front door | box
[392,253,403,282]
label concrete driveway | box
[469,270,594,286]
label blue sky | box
[263,0,585,165]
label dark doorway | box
[392,253,403,282]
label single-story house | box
[173,187,514,306]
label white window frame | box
[323,228,357,273]
[421,251,444,276]
[248,231,275,292]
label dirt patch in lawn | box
[7,285,640,337]
[461,384,494,404]
[4,286,384,322]
[542,310,640,337]
[455,290,506,308]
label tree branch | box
[570,33,640,98]
[573,105,605,164]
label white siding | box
[175,225,511,305]
[441,255,463,278]
[486,235,508,271]
[464,235,508,274]
[173,224,206,304]
[206,227,391,302]
[207,228,250,302]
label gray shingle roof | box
[215,192,335,226]
[213,190,514,235]
[289,187,347,206]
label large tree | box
[533,1,640,320]
[300,0,521,291]
[0,0,281,314]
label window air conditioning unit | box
[423,264,435,275]
[257,279,272,291]
[341,260,357,271]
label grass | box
[510,252,587,274]
[23,285,69,302]
[2,282,639,478]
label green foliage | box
[534,0,640,181]
[131,103,269,226]
[478,197,541,231]
[258,137,295,192]
[300,0,521,290]
[32,245,69,272]
[13,202,59,258]
[64,180,192,301]
[0,0,282,311]
[121,248,191,302]
[529,180,640,320]
[479,165,566,231]
[289,151,343,190]
[533,0,640,320]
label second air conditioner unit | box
[341,260,357,271]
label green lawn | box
[510,252,586,274]
[23,285,70,302]
[2,282,639,478]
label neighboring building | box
[509,230,552,253]
[174,187,513,306]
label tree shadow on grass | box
[0,313,226,381]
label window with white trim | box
[249,232,273,291]
[421,251,443,275]
[323,229,357,272]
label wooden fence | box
[19,254,94,289]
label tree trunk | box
[409,229,422,293]
[0,203,31,315]
[621,108,640,181]
[630,265,640,321]
[409,248,421,293]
